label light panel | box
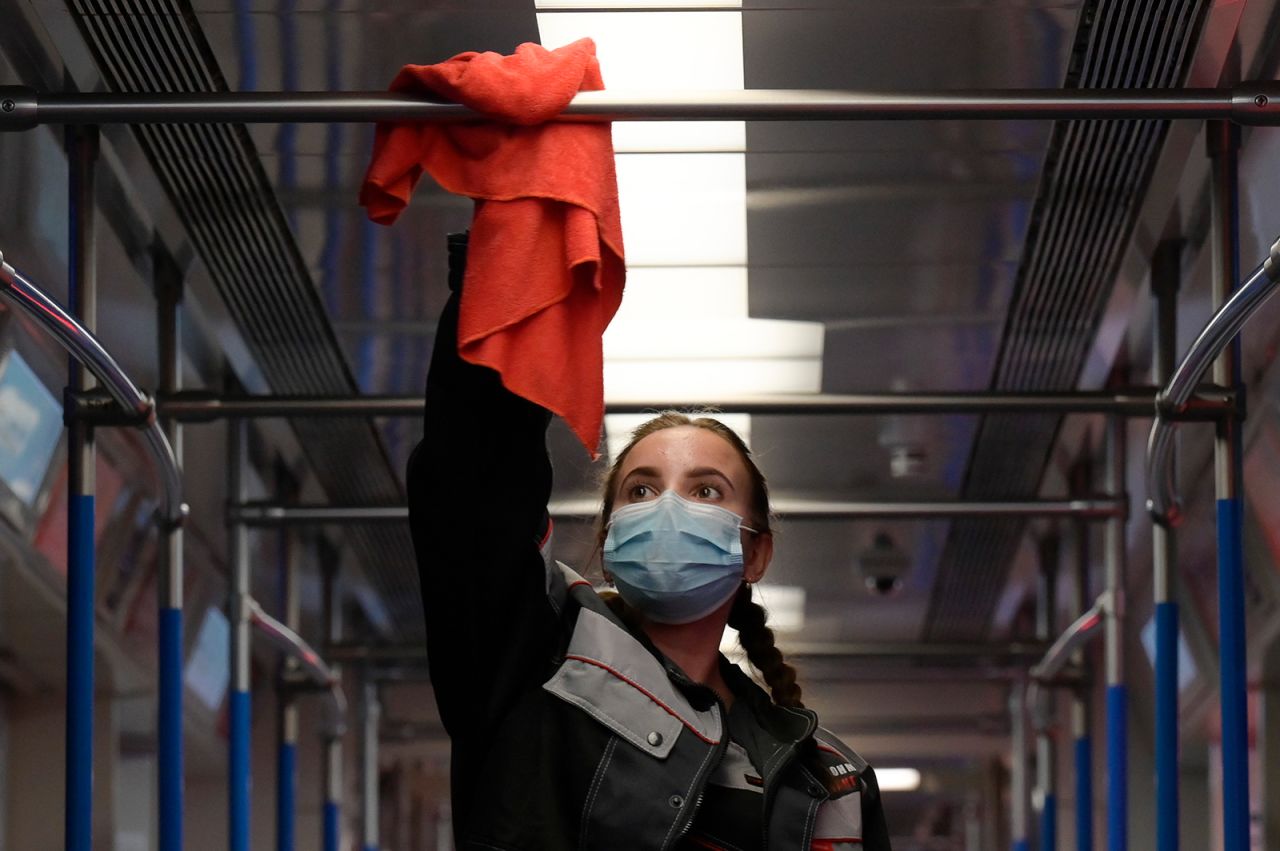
[538,1,741,8]
[605,359,822,399]
[536,9,745,152]
[604,318,823,360]
[618,266,749,320]
[875,768,923,792]
[615,153,746,266]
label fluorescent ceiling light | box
[537,2,826,406]
[616,153,746,266]
[618,266,749,319]
[604,318,823,360]
[875,768,923,792]
[719,584,804,656]
[753,584,805,632]
[538,1,742,9]
[537,9,744,152]
[605,359,822,399]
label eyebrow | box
[619,466,662,489]
[618,466,735,491]
[686,467,735,491]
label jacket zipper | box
[664,696,729,850]
[759,708,819,851]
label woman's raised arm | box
[406,235,560,741]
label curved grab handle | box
[0,254,187,527]
[1147,236,1280,524]
[247,598,346,733]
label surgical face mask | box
[602,490,757,625]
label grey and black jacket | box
[408,246,891,850]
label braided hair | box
[597,411,802,708]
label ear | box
[743,531,773,584]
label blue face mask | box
[602,490,757,625]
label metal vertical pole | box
[228,420,252,851]
[1070,459,1094,851]
[1207,118,1250,851]
[156,250,185,851]
[361,676,380,851]
[1035,535,1059,851]
[1151,240,1181,851]
[1104,415,1127,851]
[65,123,98,851]
[276,530,299,851]
[322,557,342,851]
[1011,682,1029,851]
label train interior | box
[1,0,1280,849]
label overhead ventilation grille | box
[924,0,1209,641]
[68,0,423,638]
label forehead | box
[620,425,749,480]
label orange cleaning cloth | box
[359,39,625,457]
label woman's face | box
[612,425,772,581]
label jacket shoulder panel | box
[813,726,870,774]
[542,608,723,757]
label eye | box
[692,484,722,501]
[627,483,658,500]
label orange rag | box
[359,39,625,458]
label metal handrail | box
[3,84,1280,127]
[145,387,1227,420]
[228,497,1127,525]
[1031,597,1107,684]
[1027,596,1108,735]
[247,598,347,726]
[0,255,187,527]
[1147,236,1280,523]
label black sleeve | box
[859,767,893,850]
[406,280,560,742]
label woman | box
[409,234,891,850]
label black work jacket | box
[408,290,892,851]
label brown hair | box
[597,411,803,708]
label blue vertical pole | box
[1040,795,1057,851]
[229,420,252,851]
[1075,735,1093,851]
[276,740,296,851]
[1208,119,1250,851]
[323,798,340,851]
[1035,534,1059,851]
[157,251,185,851]
[1154,601,1179,851]
[1151,239,1181,851]
[322,556,343,851]
[1104,416,1127,851]
[1105,685,1128,851]
[65,123,98,851]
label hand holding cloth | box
[360,38,625,457]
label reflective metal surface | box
[0,256,188,527]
